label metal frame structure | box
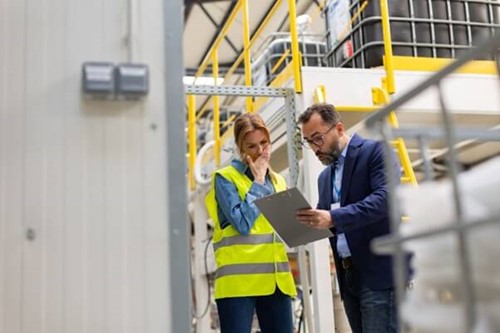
[185,84,301,187]
[165,0,191,332]
[366,33,500,332]
[186,84,307,332]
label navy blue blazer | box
[316,134,409,295]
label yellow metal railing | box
[251,59,298,112]
[187,95,197,190]
[270,49,292,74]
[186,0,304,188]
[188,0,499,189]
[391,56,498,75]
[287,0,302,93]
[311,0,498,190]
[313,82,418,187]
[378,0,497,90]
[379,0,396,94]
[242,0,253,112]
[193,1,243,80]
[372,86,418,186]
[307,0,418,188]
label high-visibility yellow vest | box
[205,165,296,299]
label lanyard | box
[332,163,341,203]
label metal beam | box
[186,0,233,3]
[185,64,245,76]
[185,0,235,29]
[372,214,500,254]
[184,1,194,24]
[197,0,238,67]
[185,0,233,7]
[185,84,291,97]
[284,90,300,186]
[198,3,239,54]
[391,127,500,142]
[165,0,191,332]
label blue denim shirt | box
[215,159,275,235]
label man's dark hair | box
[298,103,342,125]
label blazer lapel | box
[324,164,334,207]
[341,134,362,206]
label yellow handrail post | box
[242,0,253,112]
[380,0,396,94]
[212,51,221,166]
[287,0,302,93]
[314,85,326,103]
[188,94,197,190]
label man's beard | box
[316,141,341,166]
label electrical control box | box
[81,62,115,97]
[115,63,149,99]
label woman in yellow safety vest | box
[205,113,296,333]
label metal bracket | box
[185,84,290,97]
[372,87,388,106]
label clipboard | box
[254,187,333,248]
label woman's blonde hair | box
[233,113,276,182]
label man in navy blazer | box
[296,103,410,333]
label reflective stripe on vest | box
[212,233,283,252]
[216,262,291,279]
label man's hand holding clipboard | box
[254,188,333,248]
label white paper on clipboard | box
[254,187,333,248]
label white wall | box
[301,66,500,113]
[0,0,170,332]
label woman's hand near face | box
[247,144,271,184]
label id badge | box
[330,202,340,210]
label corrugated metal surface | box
[0,0,170,332]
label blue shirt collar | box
[231,159,249,174]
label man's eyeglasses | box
[301,123,337,150]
